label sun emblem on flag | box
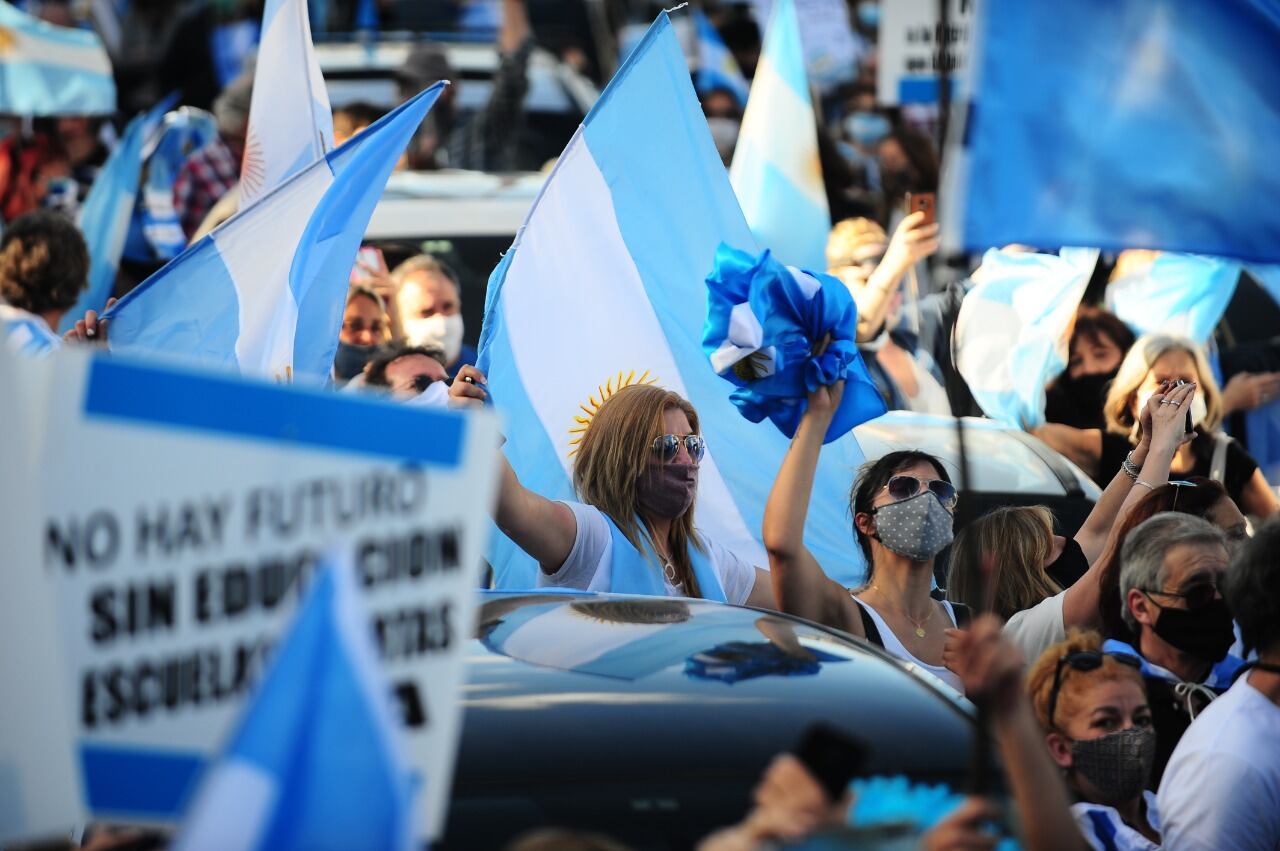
[568,369,658,455]
[0,27,16,55]
[240,128,266,198]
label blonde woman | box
[1037,333,1277,518]
[449,367,775,606]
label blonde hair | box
[571,384,706,597]
[826,217,887,270]
[1026,631,1146,732]
[947,506,1061,621]
[1103,333,1223,439]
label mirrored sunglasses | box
[651,433,706,463]
[881,474,957,509]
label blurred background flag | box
[0,1,115,115]
[729,0,830,270]
[477,11,870,589]
[954,247,1099,429]
[104,84,444,383]
[944,0,1280,262]
[59,94,176,334]
[240,0,334,208]
[693,8,749,108]
[175,552,414,851]
[1105,251,1241,347]
[354,0,379,31]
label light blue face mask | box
[857,1,881,29]
[844,111,891,147]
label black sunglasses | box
[1142,580,1219,612]
[412,374,435,393]
[652,433,706,463]
[878,475,957,509]
[1047,650,1142,729]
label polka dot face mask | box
[870,491,954,562]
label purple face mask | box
[636,462,698,519]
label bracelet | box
[1122,451,1141,481]
[1133,480,1155,491]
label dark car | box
[439,591,982,850]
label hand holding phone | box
[905,192,936,226]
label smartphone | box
[349,245,388,285]
[906,191,936,226]
[793,723,868,802]
[1173,378,1194,433]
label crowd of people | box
[4,1,1280,850]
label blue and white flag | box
[0,1,115,115]
[0,303,60,356]
[135,107,220,261]
[944,0,1280,262]
[59,95,176,333]
[175,553,415,851]
[477,12,869,589]
[693,9,749,108]
[954,247,1099,429]
[104,84,444,383]
[1106,252,1241,347]
[240,0,334,208]
[729,0,830,270]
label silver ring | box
[1169,400,1182,407]
[462,375,476,384]
[1158,399,1170,405]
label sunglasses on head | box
[1048,650,1142,729]
[652,433,706,463]
[878,475,957,509]
[1167,479,1197,512]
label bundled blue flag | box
[174,553,414,851]
[729,0,830,270]
[60,95,176,334]
[693,9,749,108]
[133,107,220,262]
[945,0,1280,262]
[703,243,885,442]
[1105,252,1241,347]
[954,247,1099,429]
[0,1,115,115]
[104,84,444,383]
[476,12,872,588]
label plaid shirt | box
[173,135,240,239]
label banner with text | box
[877,0,972,105]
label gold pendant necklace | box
[869,586,931,638]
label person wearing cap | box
[173,71,252,239]
[395,0,533,171]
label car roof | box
[854,411,1102,499]
[445,591,978,847]
[365,169,544,238]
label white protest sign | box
[37,348,499,842]
[0,345,84,845]
[877,0,973,105]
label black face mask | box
[1046,536,1090,588]
[1045,371,1114,430]
[334,341,377,381]
[1149,596,1236,664]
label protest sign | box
[876,0,973,105]
[34,348,499,842]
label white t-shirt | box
[1157,675,1280,851]
[854,597,965,693]
[1002,591,1067,662]
[537,501,757,605]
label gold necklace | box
[867,586,934,638]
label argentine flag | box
[477,11,870,589]
[1106,252,1241,347]
[954,247,1099,429]
[0,1,115,115]
[729,0,830,271]
[693,9,749,108]
[175,553,415,851]
[60,95,176,333]
[240,0,334,208]
[104,84,444,383]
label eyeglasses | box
[1142,580,1220,612]
[1048,650,1142,729]
[879,475,957,509]
[1167,479,1197,512]
[652,434,706,463]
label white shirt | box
[1073,791,1161,851]
[855,597,965,693]
[1157,675,1280,851]
[537,501,757,605]
[1003,591,1067,662]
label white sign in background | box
[876,0,973,105]
[34,348,499,843]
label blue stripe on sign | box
[898,76,959,104]
[80,744,206,817]
[84,356,465,468]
